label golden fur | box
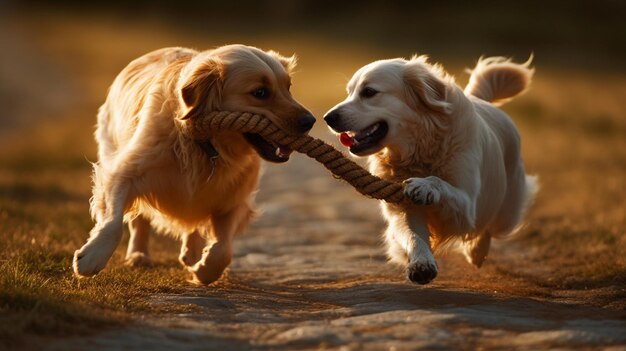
[325,56,537,284]
[74,45,313,284]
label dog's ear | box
[268,50,297,73]
[404,57,453,115]
[178,57,224,120]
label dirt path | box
[2,8,624,350]
[47,154,626,350]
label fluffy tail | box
[464,55,534,106]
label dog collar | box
[196,140,219,158]
[197,139,219,183]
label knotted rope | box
[179,111,406,203]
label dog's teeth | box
[276,147,291,158]
[364,123,379,137]
[353,123,380,140]
[370,123,379,134]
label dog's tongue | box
[276,146,292,158]
[340,133,355,147]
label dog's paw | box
[187,244,232,285]
[125,252,152,268]
[462,233,491,268]
[406,259,438,285]
[403,177,441,205]
[188,262,227,285]
[73,242,111,277]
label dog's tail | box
[464,55,534,106]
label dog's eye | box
[360,87,378,98]
[251,87,270,100]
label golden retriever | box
[73,45,315,284]
[324,56,537,284]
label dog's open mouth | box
[243,133,293,163]
[339,121,388,155]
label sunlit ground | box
[1,5,625,347]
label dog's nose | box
[297,113,316,133]
[324,111,340,128]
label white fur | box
[325,55,537,284]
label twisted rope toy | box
[179,111,406,204]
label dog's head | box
[324,56,457,158]
[178,44,315,163]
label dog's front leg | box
[384,208,438,284]
[404,175,476,233]
[188,204,251,285]
[74,176,132,277]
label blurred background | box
[2,0,625,130]
[1,0,625,341]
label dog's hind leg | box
[189,204,253,285]
[462,231,491,268]
[125,215,152,267]
[179,230,206,267]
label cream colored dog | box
[324,56,537,284]
[73,45,315,284]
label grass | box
[1,6,625,346]
[0,253,197,347]
[0,116,198,347]
[0,143,198,347]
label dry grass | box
[1,7,625,346]
[0,118,199,348]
